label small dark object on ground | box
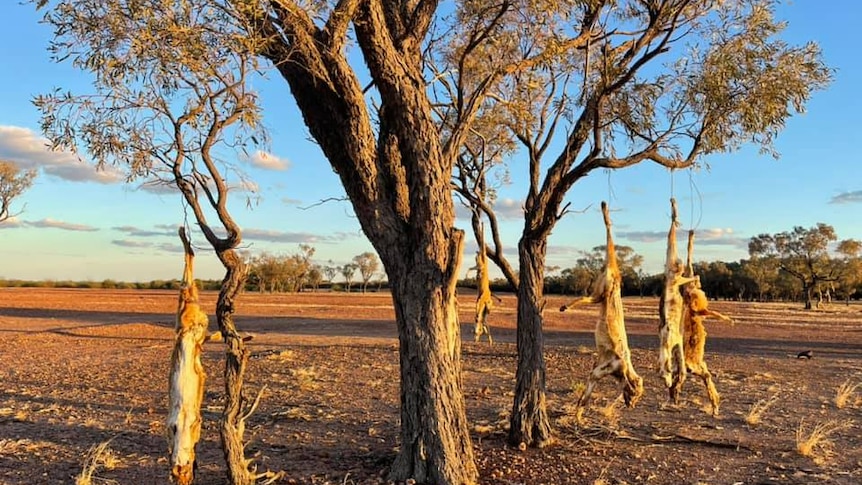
[797,350,813,359]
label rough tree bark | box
[509,237,552,447]
[247,2,481,482]
[212,248,257,485]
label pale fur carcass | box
[658,198,698,404]
[560,202,643,409]
[167,228,211,484]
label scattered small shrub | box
[76,440,120,485]
[745,393,780,425]
[834,379,861,409]
[795,419,853,464]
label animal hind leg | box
[578,356,622,409]
[689,361,720,416]
[621,362,644,408]
[474,306,492,344]
[668,343,686,405]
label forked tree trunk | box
[213,249,255,485]
[385,230,477,484]
[509,237,552,447]
[803,283,814,310]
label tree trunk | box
[213,250,256,485]
[509,237,552,448]
[803,283,814,310]
[385,229,477,484]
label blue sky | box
[1,2,860,282]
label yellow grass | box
[557,402,585,428]
[75,440,120,485]
[834,379,860,409]
[745,393,780,426]
[290,366,320,391]
[571,380,586,397]
[795,419,854,464]
[597,399,621,429]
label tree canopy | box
[0,161,37,223]
[749,223,839,309]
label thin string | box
[181,197,192,248]
[688,168,703,231]
[606,168,616,205]
[669,167,675,200]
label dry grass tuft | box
[76,440,120,485]
[834,380,860,409]
[571,380,586,397]
[795,419,854,464]
[290,367,320,391]
[273,406,314,421]
[557,402,585,428]
[746,393,780,426]
[597,399,621,429]
[268,349,295,362]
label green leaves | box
[0,161,38,223]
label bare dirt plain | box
[1,287,860,485]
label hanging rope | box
[668,167,675,200]
[605,168,616,205]
[181,196,193,249]
[688,168,703,231]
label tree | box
[289,244,316,292]
[249,252,279,292]
[559,245,643,296]
[235,2,539,481]
[741,257,779,301]
[353,252,380,293]
[749,224,838,309]
[834,239,862,304]
[33,2,276,483]
[323,261,340,287]
[340,263,358,293]
[0,161,37,223]
[444,1,831,446]
[558,266,594,296]
[307,265,323,292]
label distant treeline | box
[3,256,861,304]
[0,278,225,291]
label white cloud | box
[692,227,748,248]
[618,230,666,243]
[0,125,123,184]
[135,179,179,195]
[829,190,862,205]
[494,198,525,220]
[243,228,328,244]
[25,218,99,232]
[112,239,153,248]
[234,179,260,194]
[156,242,185,253]
[0,216,23,229]
[617,227,746,248]
[112,224,179,237]
[248,150,289,171]
[455,197,525,221]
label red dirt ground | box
[1,288,861,484]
